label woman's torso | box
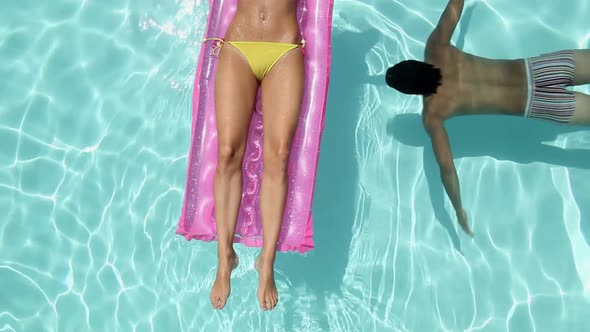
[225,0,301,44]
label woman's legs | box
[256,47,305,311]
[210,44,259,310]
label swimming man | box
[385,0,590,236]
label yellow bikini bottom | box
[204,38,305,81]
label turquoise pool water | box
[1,0,589,331]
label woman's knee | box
[263,145,291,177]
[217,142,245,172]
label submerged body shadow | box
[388,113,590,247]
[276,29,379,329]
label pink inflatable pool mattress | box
[177,0,334,253]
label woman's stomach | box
[226,2,301,43]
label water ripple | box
[1,0,589,331]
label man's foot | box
[456,209,474,237]
[210,250,239,310]
[255,256,278,311]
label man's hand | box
[456,208,474,237]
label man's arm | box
[423,115,474,236]
[428,0,465,45]
[423,116,462,211]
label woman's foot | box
[255,256,279,311]
[210,250,239,310]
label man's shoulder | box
[423,95,454,120]
[426,29,447,47]
[424,37,444,61]
[422,98,438,118]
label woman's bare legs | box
[255,48,305,311]
[210,44,258,310]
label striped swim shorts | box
[524,50,577,124]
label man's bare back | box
[423,44,528,119]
